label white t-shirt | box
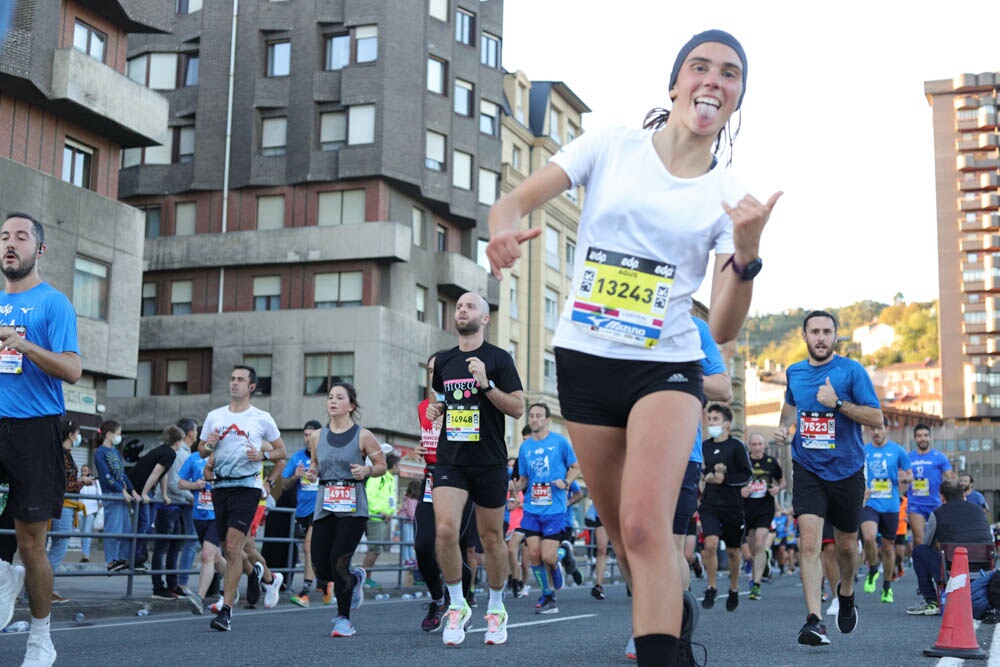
[200,405,280,489]
[549,126,745,361]
[79,480,102,515]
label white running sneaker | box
[263,571,283,609]
[484,608,508,645]
[825,596,840,616]
[442,603,472,646]
[21,632,57,667]
[209,590,239,614]
[0,561,25,630]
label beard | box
[2,253,35,282]
[456,320,481,336]
[807,343,833,362]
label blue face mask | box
[72,434,82,447]
[112,434,122,446]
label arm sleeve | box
[45,292,81,354]
[850,364,881,408]
[281,453,299,478]
[695,317,727,376]
[494,349,523,394]
[547,126,611,189]
[784,372,797,407]
[725,441,754,487]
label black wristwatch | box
[834,399,844,412]
[724,255,763,281]
[481,380,495,393]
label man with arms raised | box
[427,292,524,646]
[774,311,882,647]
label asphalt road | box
[1,571,997,666]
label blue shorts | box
[673,461,701,535]
[519,512,566,540]
[908,502,937,520]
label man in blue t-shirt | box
[907,423,955,545]
[285,420,322,607]
[512,403,579,615]
[959,474,990,519]
[774,311,882,647]
[860,417,911,604]
[0,213,82,665]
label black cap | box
[303,420,322,431]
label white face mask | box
[112,434,122,446]
[707,425,724,439]
[72,433,82,447]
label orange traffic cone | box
[923,546,987,660]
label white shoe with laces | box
[263,571,283,608]
[0,561,25,630]
[209,590,239,614]
[21,632,57,667]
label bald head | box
[455,292,490,335]
[748,432,766,459]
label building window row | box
[72,20,106,63]
[424,131,499,203]
[427,1,501,67]
[425,55,499,136]
[127,52,200,90]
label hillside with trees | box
[743,296,938,371]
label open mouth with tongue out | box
[694,97,721,123]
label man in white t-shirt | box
[78,465,102,562]
[200,365,286,632]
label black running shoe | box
[836,583,858,634]
[421,601,446,632]
[725,589,739,612]
[591,584,605,600]
[246,562,263,607]
[797,613,830,646]
[210,608,231,632]
[701,587,717,610]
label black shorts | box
[195,518,221,547]
[744,498,777,531]
[295,514,314,531]
[699,505,745,548]
[894,533,908,546]
[433,463,507,509]
[585,516,603,529]
[673,461,701,535]
[555,348,703,427]
[792,462,865,534]
[860,506,900,541]
[686,514,698,537]
[212,486,262,536]
[0,416,64,522]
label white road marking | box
[467,613,597,633]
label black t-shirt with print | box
[432,342,523,467]
[128,444,177,491]
[745,454,783,507]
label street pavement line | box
[990,620,1000,667]
[467,613,596,633]
[932,619,985,667]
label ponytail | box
[93,419,121,447]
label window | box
[244,355,272,395]
[437,299,447,329]
[545,226,560,269]
[453,150,472,189]
[174,202,196,235]
[543,352,557,394]
[261,117,287,156]
[72,21,106,62]
[136,360,152,397]
[348,104,375,145]
[477,238,489,271]
[325,34,350,70]
[567,124,577,144]
[73,257,108,320]
[314,271,363,308]
[356,25,378,63]
[266,41,291,77]
[478,168,498,205]
[509,275,518,319]
[515,85,526,124]
[183,53,199,86]
[126,53,179,90]
[317,189,366,226]
[417,363,429,403]
[428,57,446,95]
[412,207,425,247]
[304,353,355,393]
[177,0,203,14]
[429,0,448,20]
[549,108,561,144]
[320,111,346,150]
[454,79,473,115]
[436,224,447,252]
[425,131,446,171]
[479,100,498,135]
[257,195,285,231]
[416,285,427,322]
[141,283,157,316]
[481,32,500,68]
[123,143,170,167]
[175,126,195,163]
[171,280,193,315]
[167,359,189,395]
[253,275,281,311]
[565,240,576,274]
[544,288,559,329]
[142,206,162,239]
[511,145,521,170]
[62,139,93,189]
[455,9,474,46]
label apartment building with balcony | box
[926,71,1000,419]
[104,0,504,450]
[0,0,169,435]
[494,71,589,439]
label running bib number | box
[870,479,892,499]
[423,472,434,504]
[323,484,357,513]
[0,326,26,374]
[747,479,768,499]
[197,489,213,511]
[799,411,836,450]
[912,478,930,497]
[531,483,553,506]
[446,410,480,442]
[571,247,675,348]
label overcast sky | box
[502,0,999,314]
